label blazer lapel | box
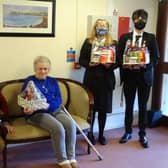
[141,32,149,46]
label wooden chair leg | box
[2,145,7,168]
[1,127,7,168]
[86,109,96,154]
[87,142,91,154]
[87,132,91,154]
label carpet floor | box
[1,126,168,168]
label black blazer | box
[117,32,160,86]
[79,38,118,90]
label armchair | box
[0,78,93,168]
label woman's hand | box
[24,107,35,115]
[89,62,100,67]
[4,124,16,134]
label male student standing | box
[117,9,160,148]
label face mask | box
[96,27,108,36]
[134,21,146,30]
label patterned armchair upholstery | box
[0,78,93,168]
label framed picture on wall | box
[0,0,56,37]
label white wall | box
[0,0,159,131]
[0,0,107,82]
[107,0,159,33]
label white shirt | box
[132,30,143,48]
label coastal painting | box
[0,0,56,37]
[3,5,48,28]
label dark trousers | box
[123,73,151,136]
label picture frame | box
[0,0,56,37]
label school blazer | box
[117,31,160,86]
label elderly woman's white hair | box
[33,56,51,71]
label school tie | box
[135,35,141,47]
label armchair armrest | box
[65,80,94,122]
[0,92,10,123]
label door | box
[151,1,168,116]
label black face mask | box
[134,21,146,30]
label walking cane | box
[62,105,103,161]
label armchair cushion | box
[7,117,49,141]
